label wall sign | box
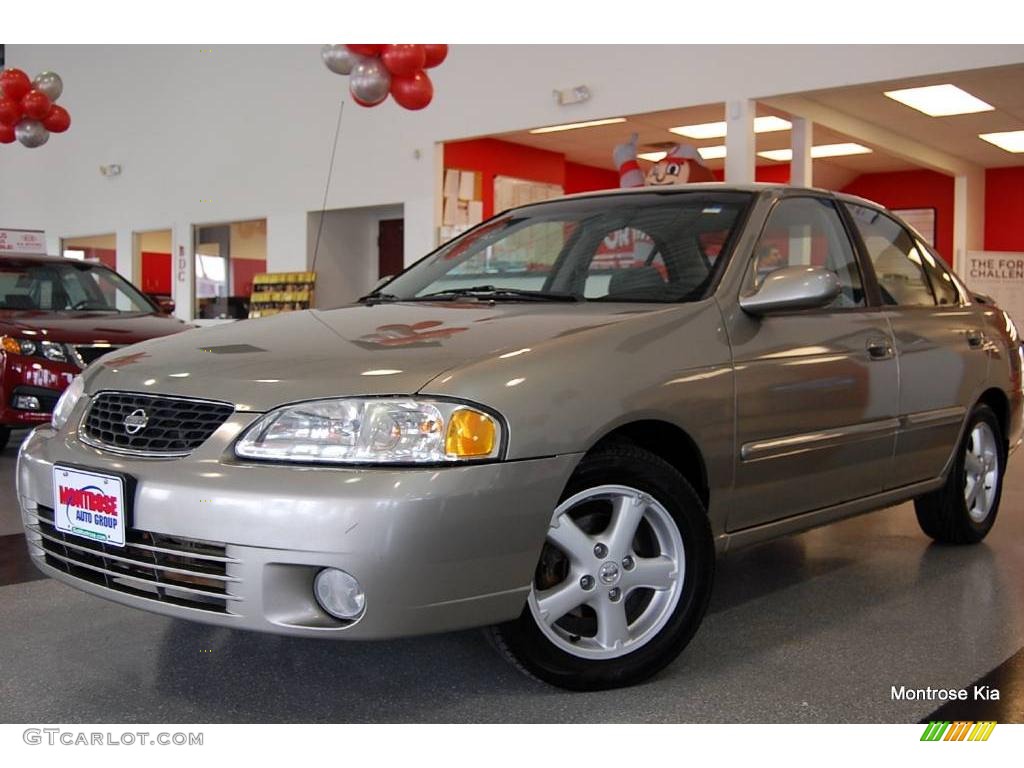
[0,228,46,255]
[965,251,1024,327]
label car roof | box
[522,182,890,214]
[0,254,108,266]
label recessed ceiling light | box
[529,117,626,134]
[638,151,667,162]
[979,130,1024,153]
[697,145,727,160]
[670,116,792,139]
[883,84,994,117]
[758,143,872,162]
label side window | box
[918,245,960,306]
[752,197,865,308]
[846,204,936,307]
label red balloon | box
[390,70,433,111]
[0,97,22,126]
[423,44,449,68]
[22,89,52,120]
[43,104,71,133]
[0,68,31,101]
[381,44,426,78]
[0,123,14,144]
[346,44,382,57]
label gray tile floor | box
[1,429,1022,723]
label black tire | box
[914,404,1005,545]
[490,442,714,690]
[0,427,10,451]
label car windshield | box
[0,260,156,313]
[377,191,752,303]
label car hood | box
[0,309,189,345]
[82,302,670,411]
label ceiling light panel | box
[529,117,626,134]
[883,84,994,117]
[979,131,1024,153]
[670,116,792,139]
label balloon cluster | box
[0,68,71,148]
[321,44,448,111]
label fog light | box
[14,395,41,411]
[314,568,365,620]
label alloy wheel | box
[528,484,685,660]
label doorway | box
[378,219,404,278]
[61,234,116,269]
[132,229,173,305]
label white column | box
[171,222,193,322]
[115,227,133,284]
[953,169,985,274]
[266,211,308,273]
[791,117,813,187]
[725,99,756,184]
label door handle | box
[966,330,985,349]
[866,337,894,361]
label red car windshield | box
[0,261,155,313]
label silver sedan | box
[17,184,1022,690]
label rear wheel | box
[491,443,714,690]
[914,404,1004,544]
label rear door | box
[845,202,988,488]
[726,194,899,531]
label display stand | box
[248,272,317,319]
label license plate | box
[51,465,127,548]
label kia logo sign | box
[124,408,149,435]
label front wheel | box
[914,404,1005,545]
[490,443,714,690]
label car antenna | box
[311,99,346,275]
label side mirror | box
[739,266,841,315]
[155,297,176,315]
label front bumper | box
[17,417,580,639]
[1,352,77,427]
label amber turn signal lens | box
[1,336,23,354]
[445,408,497,458]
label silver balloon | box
[349,58,390,105]
[15,118,50,148]
[321,45,363,76]
[32,71,64,102]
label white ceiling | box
[490,63,1024,178]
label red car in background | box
[0,256,191,449]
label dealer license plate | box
[51,465,127,548]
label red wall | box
[985,167,1024,252]
[841,170,955,264]
[139,251,171,294]
[712,164,791,184]
[79,247,116,270]
[564,162,620,194]
[444,138,618,218]
[231,259,265,299]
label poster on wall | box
[965,251,1024,327]
[892,208,936,247]
[0,228,46,255]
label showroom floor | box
[1,432,1022,724]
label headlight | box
[234,398,503,464]
[52,376,86,430]
[40,340,68,363]
[1,335,38,356]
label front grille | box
[29,506,240,613]
[74,344,123,367]
[83,392,234,455]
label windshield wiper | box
[357,292,401,305]
[411,286,581,302]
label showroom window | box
[751,197,865,308]
[193,219,267,319]
[846,203,936,307]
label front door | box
[378,219,404,279]
[726,195,899,532]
